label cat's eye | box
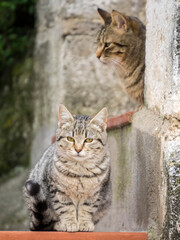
[85,138,93,143]
[104,42,111,48]
[67,137,74,142]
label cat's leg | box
[50,190,78,232]
[92,202,110,225]
[92,181,112,225]
[78,191,110,231]
[53,206,78,232]
[24,179,55,231]
[78,197,110,231]
[78,204,95,232]
[78,179,112,231]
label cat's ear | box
[97,8,111,25]
[111,10,128,31]
[58,104,74,126]
[90,107,108,131]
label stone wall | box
[145,0,180,120]
[135,0,180,239]
[146,1,180,239]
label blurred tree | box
[0,0,36,179]
[0,0,36,72]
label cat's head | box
[96,8,145,65]
[56,104,108,161]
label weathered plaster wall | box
[145,1,180,239]
[130,109,180,240]
[145,0,180,119]
[95,109,167,235]
[131,109,167,239]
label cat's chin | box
[99,57,108,65]
[71,154,90,162]
[73,155,87,161]
[99,60,108,65]
[68,153,83,159]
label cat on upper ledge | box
[96,8,146,104]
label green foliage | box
[0,0,36,179]
[0,58,34,178]
[0,0,36,72]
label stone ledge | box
[0,231,147,240]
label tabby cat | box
[24,104,111,232]
[96,8,146,104]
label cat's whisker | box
[110,59,126,72]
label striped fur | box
[24,105,111,232]
[96,9,146,104]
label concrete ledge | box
[0,231,147,240]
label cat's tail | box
[24,180,55,231]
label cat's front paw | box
[79,221,94,232]
[54,221,78,232]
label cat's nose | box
[96,51,101,59]
[96,45,104,59]
[96,48,102,59]
[75,148,82,153]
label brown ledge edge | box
[51,111,134,143]
[107,111,134,131]
[0,231,147,240]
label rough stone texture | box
[145,1,180,239]
[32,0,146,166]
[161,119,180,240]
[145,0,180,119]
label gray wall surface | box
[96,109,166,235]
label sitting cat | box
[24,104,111,232]
[96,8,146,104]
